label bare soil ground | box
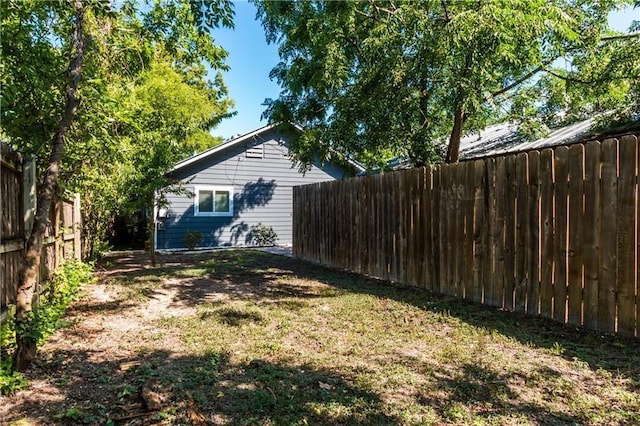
[1,250,639,425]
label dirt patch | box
[0,251,333,425]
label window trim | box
[194,185,234,217]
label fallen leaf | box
[318,381,333,390]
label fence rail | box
[293,135,639,337]
[1,142,81,319]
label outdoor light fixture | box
[157,207,168,219]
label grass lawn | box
[1,250,638,425]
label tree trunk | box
[14,0,87,372]
[446,104,466,163]
[149,198,157,267]
[446,50,474,164]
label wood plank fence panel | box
[378,173,387,280]
[616,135,637,336]
[539,149,554,318]
[515,153,529,313]
[494,156,507,308]
[396,172,402,281]
[471,160,485,303]
[527,151,541,316]
[447,167,464,298]
[292,134,639,337]
[414,168,424,287]
[485,159,497,306]
[1,165,24,241]
[463,161,475,301]
[599,138,618,333]
[567,144,585,326]
[434,166,443,293]
[583,141,601,331]
[637,136,640,337]
[503,155,517,311]
[2,143,83,318]
[425,167,436,290]
[554,146,569,322]
[383,174,392,280]
[1,251,22,310]
[406,169,416,285]
[417,167,427,288]
[450,165,460,297]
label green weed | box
[1,260,93,395]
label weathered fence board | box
[495,156,507,308]
[503,154,517,311]
[583,141,601,331]
[1,142,82,318]
[617,136,637,336]
[539,149,554,318]
[293,135,640,337]
[567,144,585,326]
[515,153,529,313]
[599,139,618,333]
[554,146,569,323]
[527,151,541,316]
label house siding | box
[158,129,346,249]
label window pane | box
[215,191,230,213]
[199,190,213,212]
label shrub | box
[1,260,93,394]
[0,356,27,396]
[182,230,204,250]
[251,224,278,247]
[91,240,111,260]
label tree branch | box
[544,68,594,85]
[441,0,451,22]
[600,31,640,41]
[354,9,373,20]
[490,65,544,99]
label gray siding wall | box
[158,129,345,249]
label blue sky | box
[211,1,639,140]
[210,1,279,140]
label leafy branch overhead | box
[255,0,639,167]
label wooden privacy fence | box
[1,142,81,320]
[293,135,639,337]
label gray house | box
[155,124,361,250]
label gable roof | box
[168,123,365,175]
[168,123,282,174]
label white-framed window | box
[194,185,234,217]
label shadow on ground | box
[97,251,640,385]
[3,250,637,424]
[3,348,395,425]
[289,255,640,388]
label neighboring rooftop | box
[387,116,640,170]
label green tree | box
[64,0,234,259]
[511,16,640,136]
[1,0,235,371]
[118,56,233,263]
[255,0,633,167]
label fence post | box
[22,157,36,239]
[73,193,81,260]
[54,199,61,271]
